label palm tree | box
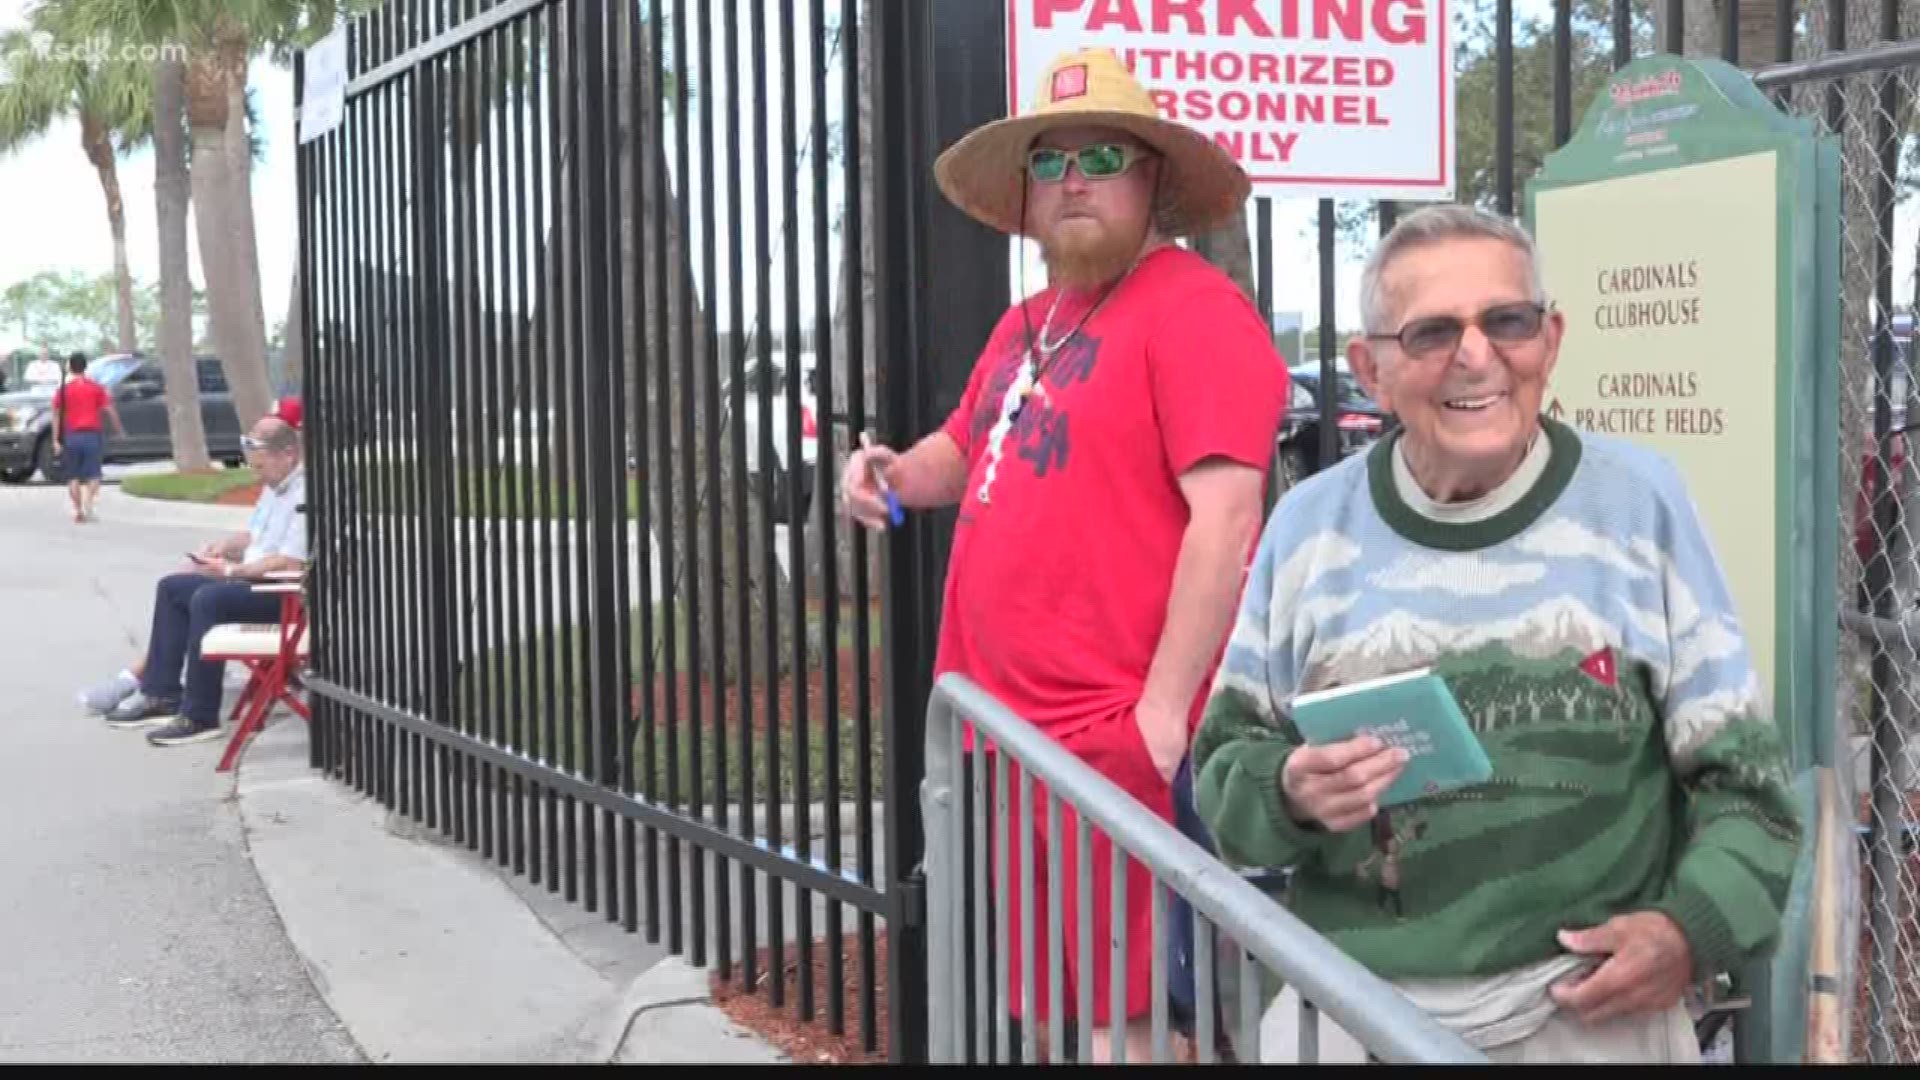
[52,0,350,432]
[0,20,151,354]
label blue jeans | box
[139,573,282,725]
[1168,756,1213,1019]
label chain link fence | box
[1768,33,1919,1063]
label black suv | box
[0,353,245,483]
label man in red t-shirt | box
[840,49,1286,1059]
[51,352,124,523]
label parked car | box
[721,348,820,523]
[1274,363,1389,486]
[0,353,245,483]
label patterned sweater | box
[1191,418,1803,982]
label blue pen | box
[861,431,905,527]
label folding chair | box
[201,569,311,772]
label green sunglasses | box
[1026,142,1147,183]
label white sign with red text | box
[1011,0,1455,201]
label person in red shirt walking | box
[840,48,1286,1060]
[52,351,124,523]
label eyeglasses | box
[1026,142,1147,183]
[240,436,266,452]
[1366,301,1551,361]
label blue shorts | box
[63,430,104,481]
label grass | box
[452,597,886,805]
[120,467,259,503]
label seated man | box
[103,406,307,747]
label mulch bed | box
[637,647,884,736]
[710,931,891,1064]
[214,480,264,507]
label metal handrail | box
[922,673,1485,1064]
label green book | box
[1289,668,1492,808]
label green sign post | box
[1527,55,1841,1063]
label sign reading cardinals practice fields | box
[1008,0,1456,201]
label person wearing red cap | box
[272,395,304,430]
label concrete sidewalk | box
[234,717,786,1063]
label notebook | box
[1289,668,1491,807]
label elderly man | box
[841,48,1285,1057]
[101,407,308,747]
[1191,205,1801,1063]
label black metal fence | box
[296,0,961,1060]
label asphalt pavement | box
[0,474,361,1062]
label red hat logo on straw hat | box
[1050,63,1088,102]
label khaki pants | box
[1258,985,1701,1064]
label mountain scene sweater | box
[1191,418,1803,982]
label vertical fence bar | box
[695,0,732,981]
[1151,885,1169,1061]
[995,749,1010,1064]
[778,0,816,1024]
[1316,200,1337,469]
[973,743,991,1064]
[507,10,531,881]
[1195,916,1215,1063]
[1553,0,1573,147]
[572,0,605,919]
[647,0,678,950]
[481,16,505,866]
[845,0,880,1040]
[750,0,788,1011]
[809,0,845,1036]
[724,0,758,995]
[536,0,563,895]
[1046,791,1063,1064]
[1720,0,1739,64]
[1300,998,1320,1062]
[615,0,657,942]
[1663,0,1684,53]
[551,0,580,905]
[1018,766,1036,1064]
[428,41,457,834]
[460,18,485,848]
[1775,0,1793,62]
[1239,949,1260,1063]
[1077,815,1093,1064]
[697,0,725,973]
[293,49,318,774]
[1254,199,1273,328]
[673,0,701,955]
[346,21,370,799]
[1109,842,1127,1064]
[606,0,639,934]
[1612,0,1632,68]
[1496,0,1515,213]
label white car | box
[723,348,820,523]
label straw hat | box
[934,48,1249,238]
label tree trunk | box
[1189,204,1257,302]
[226,81,271,389]
[185,51,273,431]
[626,8,790,682]
[153,57,211,472]
[282,261,303,390]
[79,112,138,354]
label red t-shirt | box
[53,377,110,433]
[934,246,1288,741]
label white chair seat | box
[202,624,308,659]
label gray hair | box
[1358,205,1546,334]
[261,420,302,454]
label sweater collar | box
[1367,417,1582,551]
